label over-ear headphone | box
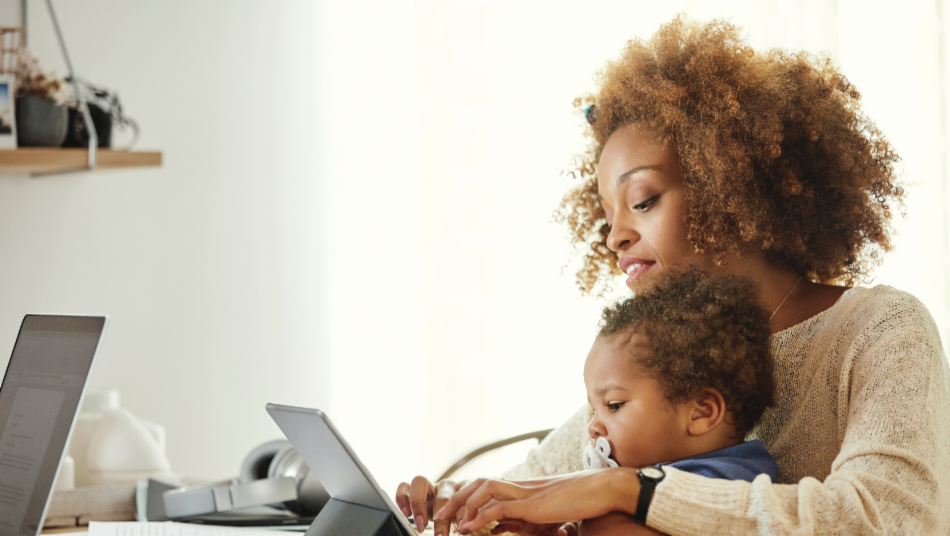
[241,439,330,515]
[163,439,330,519]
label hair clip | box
[585,104,597,124]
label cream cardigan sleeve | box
[647,290,950,535]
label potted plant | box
[13,48,72,147]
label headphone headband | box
[163,476,298,519]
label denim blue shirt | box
[657,439,778,482]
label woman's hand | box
[395,477,469,536]
[434,469,642,534]
[394,477,579,536]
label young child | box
[578,266,778,535]
[438,267,779,536]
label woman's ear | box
[685,388,727,437]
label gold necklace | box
[770,276,803,320]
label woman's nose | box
[605,212,639,253]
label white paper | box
[88,522,293,536]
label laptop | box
[0,315,108,536]
[266,404,418,536]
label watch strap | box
[633,477,656,524]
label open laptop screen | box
[0,315,106,536]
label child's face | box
[584,333,691,468]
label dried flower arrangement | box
[14,48,72,105]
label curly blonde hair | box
[558,16,903,294]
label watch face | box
[640,467,664,480]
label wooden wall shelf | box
[0,148,162,175]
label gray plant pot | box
[16,94,69,147]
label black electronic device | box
[266,404,418,536]
[0,315,107,536]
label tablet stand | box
[305,498,403,536]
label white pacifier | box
[583,436,619,470]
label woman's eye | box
[607,402,624,412]
[632,195,659,212]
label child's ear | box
[685,388,727,437]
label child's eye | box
[632,195,659,212]
[607,401,625,412]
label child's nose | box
[588,415,606,439]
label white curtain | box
[315,0,950,494]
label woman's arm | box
[437,469,642,532]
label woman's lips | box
[619,257,655,285]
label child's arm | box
[580,513,666,536]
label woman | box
[397,16,950,536]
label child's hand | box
[491,521,578,536]
[579,514,666,536]
[506,522,577,536]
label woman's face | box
[597,123,713,291]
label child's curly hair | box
[559,16,903,294]
[599,266,774,437]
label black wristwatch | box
[633,466,666,524]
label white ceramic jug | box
[68,389,174,486]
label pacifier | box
[583,436,619,470]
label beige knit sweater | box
[502,285,950,535]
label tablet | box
[265,404,417,536]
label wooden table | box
[42,528,89,535]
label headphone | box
[163,439,330,519]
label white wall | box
[0,0,946,497]
[0,0,330,482]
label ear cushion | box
[268,444,308,514]
[265,444,330,516]
[239,439,292,483]
[241,440,330,516]
[268,443,303,480]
